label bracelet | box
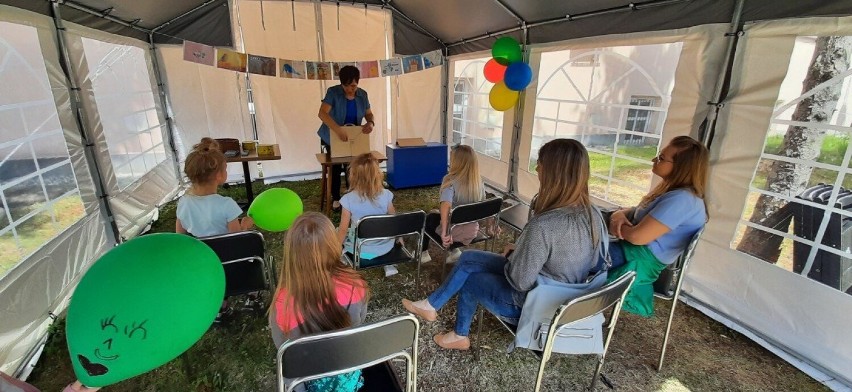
[367,120,375,126]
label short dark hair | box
[338,65,360,85]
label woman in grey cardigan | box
[403,139,603,351]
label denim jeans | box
[427,250,522,336]
[594,241,627,272]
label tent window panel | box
[533,42,681,207]
[80,38,167,191]
[735,35,852,295]
[0,21,85,279]
[453,58,504,160]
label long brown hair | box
[441,145,483,204]
[184,137,226,185]
[532,139,600,244]
[347,153,384,201]
[641,136,709,211]
[271,212,368,334]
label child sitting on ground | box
[175,137,253,236]
[421,144,486,263]
[269,212,369,392]
[336,153,399,277]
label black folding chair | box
[653,228,704,371]
[499,194,536,234]
[342,210,426,289]
[199,230,274,302]
[276,314,420,392]
[426,197,503,275]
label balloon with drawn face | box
[66,233,224,387]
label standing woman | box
[317,65,376,210]
[605,136,709,317]
[402,139,604,351]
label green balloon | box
[492,37,522,65]
[66,233,224,387]
[247,188,303,232]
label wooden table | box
[226,144,281,207]
[316,151,386,216]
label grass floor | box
[28,179,828,391]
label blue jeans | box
[427,250,522,336]
[594,241,627,272]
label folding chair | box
[481,272,636,391]
[499,194,536,236]
[199,230,274,303]
[342,210,427,289]
[426,197,503,275]
[653,228,704,371]
[276,314,420,392]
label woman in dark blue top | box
[317,65,375,208]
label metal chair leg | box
[658,294,680,371]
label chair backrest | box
[200,230,265,261]
[199,231,268,296]
[449,197,503,226]
[355,210,426,240]
[653,228,704,297]
[554,271,637,327]
[277,314,419,392]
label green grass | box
[25,178,828,392]
[755,134,851,189]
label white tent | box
[1,0,851,389]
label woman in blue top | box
[317,65,376,209]
[604,135,709,317]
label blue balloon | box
[504,62,532,91]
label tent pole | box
[446,0,691,49]
[152,0,223,33]
[234,0,260,142]
[49,0,122,245]
[148,33,184,185]
[58,0,151,34]
[440,47,449,144]
[506,26,529,196]
[701,0,746,147]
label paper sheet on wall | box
[330,126,371,158]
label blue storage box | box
[386,142,447,189]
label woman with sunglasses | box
[604,135,709,317]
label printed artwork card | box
[316,62,333,80]
[332,62,357,79]
[422,50,443,69]
[216,48,247,72]
[248,55,277,76]
[357,61,380,78]
[379,58,403,77]
[402,55,423,73]
[279,59,306,79]
[183,41,214,66]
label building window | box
[530,44,682,207]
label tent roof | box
[4,0,852,54]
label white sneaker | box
[446,248,462,264]
[419,252,432,263]
[384,265,399,277]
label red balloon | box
[484,59,507,83]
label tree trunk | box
[738,36,852,263]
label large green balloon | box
[66,233,224,387]
[247,187,304,232]
[492,37,522,65]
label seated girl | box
[420,144,486,264]
[336,153,397,277]
[269,212,369,391]
[175,137,253,236]
[604,135,709,317]
[402,139,604,350]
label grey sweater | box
[504,205,601,304]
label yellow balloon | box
[489,82,519,111]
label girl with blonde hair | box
[604,135,709,316]
[269,212,369,391]
[336,153,398,276]
[420,144,485,263]
[175,137,253,237]
[403,139,604,350]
